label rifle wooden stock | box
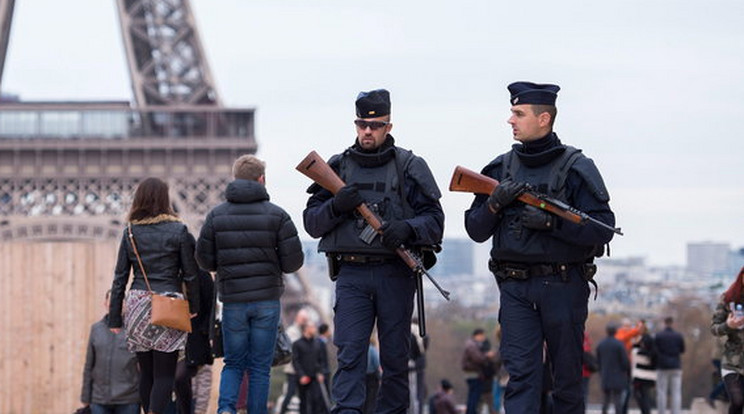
[295,151,424,271]
[449,165,583,225]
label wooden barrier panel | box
[0,240,118,413]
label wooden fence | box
[0,240,121,413]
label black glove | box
[521,205,555,231]
[487,180,529,213]
[380,220,412,250]
[332,184,363,215]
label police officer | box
[464,82,616,413]
[303,88,444,413]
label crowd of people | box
[81,82,744,414]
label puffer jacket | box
[109,214,200,328]
[712,299,744,375]
[196,179,304,303]
[81,315,139,405]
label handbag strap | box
[127,222,153,294]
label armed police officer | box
[303,89,444,413]
[464,82,616,413]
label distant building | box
[687,241,731,277]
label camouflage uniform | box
[711,300,744,374]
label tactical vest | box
[318,149,413,255]
[490,145,599,263]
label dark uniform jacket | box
[303,136,444,255]
[109,214,200,328]
[464,133,615,264]
[81,315,139,405]
[196,179,304,303]
[596,335,629,391]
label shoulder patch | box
[571,157,610,202]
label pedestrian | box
[582,331,598,409]
[596,324,629,414]
[491,326,505,414]
[631,324,656,414]
[81,290,140,414]
[108,177,201,414]
[279,308,311,414]
[463,81,616,413]
[432,379,458,414]
[461,328,496,414]
[615,318,643,414]
[196,154,304,414]
[293,321,328,414]
[364,337,381,414]
[174,269,214,414]
[302,88,445,413]
[654,317,685,414]
[711,266,744,413]
[317,323,333,403]
[410,319,429,414]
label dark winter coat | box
[81,315,139,405]
[196,179,304,303]
[185,269,215,367]
[654,326,685,369]
[292,336,324,379]
[596,335,630,391]
[109,214,200,328]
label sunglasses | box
[354,120,389,130]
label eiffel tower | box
[1,0,256,238]
[0,1,323,411]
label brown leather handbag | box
[128,223,192,333]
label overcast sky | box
[3,0,743,266]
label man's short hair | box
[232,154,265,180]
[531,104,557,127]
[472,328,485,337]
[664,316,674,325]
[318,323,329,335]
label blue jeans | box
[218,300,281,414]
[90,403,140,414]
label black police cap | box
[508,81,560,106]
[356,89,391,118]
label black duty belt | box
[489,260,579,280]
[337,254,396,264]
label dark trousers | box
[498,270,589,414]
[136,350,179,414]
[331,262,416,414]
[633,379,654,414]
[724,373,744,414]
[602,389,625,414]
[174,360,199,414]
[299,380,327,414]
[364,373,380,414]
[466,378,484,414]
[279,373,299,414]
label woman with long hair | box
[711,266,744,414]
[108,177,200,414]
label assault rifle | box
[449,165,623,236]
[296,151,451,337]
